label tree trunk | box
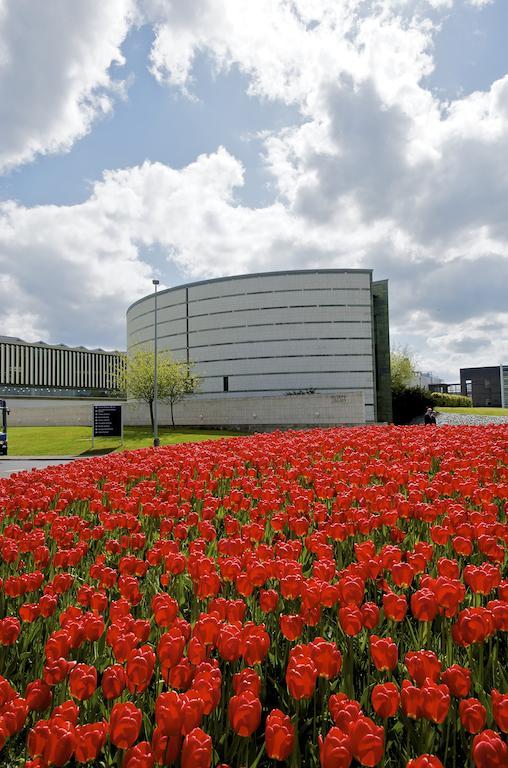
[149,398,154,432]
[170,399,175,428]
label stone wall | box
[6,392,366,429]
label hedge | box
[430,392,472,408]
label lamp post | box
[152,279,160,447]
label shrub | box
[431,392,472,408]
[392,386,433,425]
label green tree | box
[390,348,416,391]
[116,350,199,429]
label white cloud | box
[0,0,506,380]
[0,0,134,172]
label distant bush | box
[431,392,472,408]
[392,386,433,425]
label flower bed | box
[0,425,507,767]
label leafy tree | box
[390,348,416,392]
[116,350,199,429]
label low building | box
[126,269,392,427]
[0,336,125,426]
[460,365,508,407]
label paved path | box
[0,457,77,479]
[436,412,508,426]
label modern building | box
[460,365,508,407]
[126,270,392,425]
[0,336,124,399]
[410,371,443,390]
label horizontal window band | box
[129,318,374,334]
[128,343,373,358]
[127,286,369,319]
[128,302,371,324]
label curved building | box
[126,270,391,424]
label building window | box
[223,376,229,392]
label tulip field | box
[0,425,507,768]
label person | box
[424,407,433,425]
[429,408,437,425]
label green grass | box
[6,425,246,456]
[436,406,508,416]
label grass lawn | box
[436,406,508,416]
[6,425,246,456]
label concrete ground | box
[0,457,77,479]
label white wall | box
[127,270,376,421]
[5,392,366,428]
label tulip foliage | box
[0,424,507,767]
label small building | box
[460,365,508,407]
[0,336,125,426]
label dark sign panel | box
[93,405,122,437]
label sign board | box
[93,405,122,438]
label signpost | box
[92,405,123,449]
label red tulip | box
[371,683,399,718]
[0,617,21,645]
[181,727,212,768]
[232,668,261,696]
[410,589,438,622]
[280,614,304,641]
[421,682,450,725]
[338,606,363,636]
[259,589,279,613]
[241,624,270,665]
[265,709,295,761]
[406,757,444,768]
[101,664,126,700]
[126,644,155,693]
[441,665,471,698]
[491,690,508,733]
[382,592,407,622]
[151,727,182,766]
[459,699,487,734]
[472,729,508,768]
[286,653,318,700]
[122,740,154,768]
[361,603,380,629]
[401,681,423,720]
[318,727,353,768]
[43,717,76,767]
[25,680,52,712]
[74,721,108,763]
[405,651,441,686]
[310,637,342,679]
[109,702,142,750]
[350,716,385,766]
[156,691,183,736]
[370,636,398,672]
[228,690,262,737]
[69,663,97,701]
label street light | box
[152,279,160,447]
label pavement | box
[0,456,78,479]
[436,412,508,426]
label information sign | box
[92,405,123,440]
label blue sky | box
[0,0,507,380]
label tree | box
[390,348,416,392]
[116,350,199,429]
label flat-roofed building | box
[460,365,508,407]
[127,270,391,426]
[0,336,124,400]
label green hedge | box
[430,392,472,408]
[392,387,433,425]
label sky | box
[0,0,507,382]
